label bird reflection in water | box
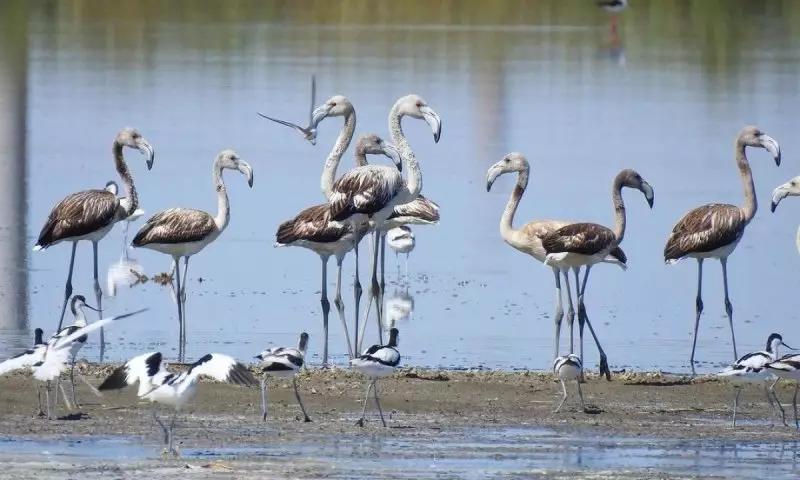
[382,286,414,331]
[105,181,148,297]
[597,0,627,67]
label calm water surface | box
[1,1,800,373]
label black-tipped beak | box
[771,201,778,213]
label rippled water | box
[1,1,800,373]
[2,427,798,479]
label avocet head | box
[34,328,44,346]
[216,149,254,188]
[486,152,529,192]
[355,133,403,172]
[393,94,441,143]
[70,294,99,317]
[738,126,781,166]
[115,127,155,170]
[298,332,309,352]
[388,327,400,348]
[616,168,654,209]
[770,176,800,213]
[767,333,796,353]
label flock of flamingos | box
[4,67,800,452]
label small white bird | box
[717,332,794,426]
[98,351,258,455]
[255,332,311,423]
[553,354,588,413]
[49,295,101,408]
[31,308,146,419]
[350,327,401,427]
[386,226,415,282]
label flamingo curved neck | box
[735,141,757,224]
[212,162,230,232]
[611,175,627,245]
[500,169,529,248]
[321,110,356,201]
[113,141,137,219]
[389,107,421,202]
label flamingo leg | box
[260,378,268,422]
[564,268,576,354]
[377,231,387,331]
[353,237,363,354]
[720,258,738,361]
[357,232,382,353]
[179,256,191,358]
[173,257,185,362]
[552,267,564,359]
[56,242,77,332]
[333,255,354,360]
[92,240,105,362]
[320,256,331,367]
[690,259,704,376]
[576,266,610,381]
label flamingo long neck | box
[353,143,368,167]
[611,175,627,245]
[736,140,757,223]
[212,162,230,232]
[500,168,529,246]
[321,109,356,200]
[112,141,137,218]
[389,107,421,202]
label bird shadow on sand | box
[56,412,90,421]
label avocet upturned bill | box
[98,351,258,455]
[350,327,401,427]
[255,332,311,423]
[553,354,589,413]
[717,332,794,426]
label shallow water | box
[1,1,800,373]
[2,427,799,478]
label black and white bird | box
[255,332,311,423]
[48,295,100,408]
[98,351,258,455]
[553,354,588,413]
[717,333,794,426]
[30,309,146,419]
[598,0,627,13]
[350,327,401,427]
[386,226,415,282]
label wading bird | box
[350,327,401,427]
[98,351,258,455]
[717,333,794,427]
[541,168,654,378]
[485,153,633,377]
[34,128,154,360]
[553,354,588,413]
[319,95,440,354]
[131,150,253,361]
[664,126,781,374]
[765,353,800,430]
[274,135,401,365]
[50,295,99,408]
[386,226,415,282]
[769,176,800,259]
[255,332,311,422]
